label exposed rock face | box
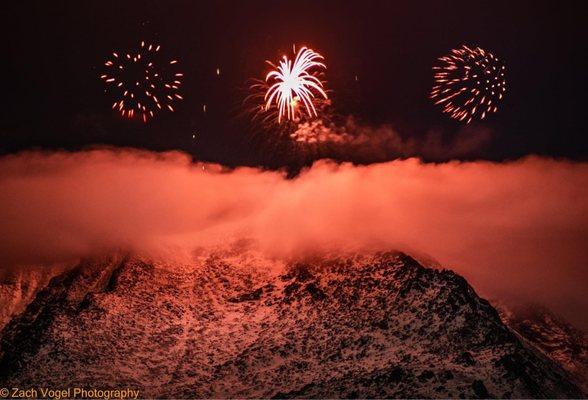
[0,250,584,398]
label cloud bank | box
[1,149,587,327]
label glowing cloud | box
[1,149,587,327]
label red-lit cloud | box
[1,149,587,327]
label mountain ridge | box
[0,250,584,398]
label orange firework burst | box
[264,46,328,123]
[100,41,183,122]
[430,45,506,124]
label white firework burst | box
[264,46,328,123]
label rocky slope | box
[0,248,584,398]
[498,303,588,393]
[0,266,66,331]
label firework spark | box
[264,46,328,123]
[430,45,506,124]
[100,41,183,122]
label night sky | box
[2,0,586,167]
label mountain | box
[0,248,584,398]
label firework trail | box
[263,46,328,123]
[430,45,506,124]
[100,41,183,122]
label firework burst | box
[100,41,183,122]
[264,46,328,123]
[240,45,333,164]
[430,45,506,124]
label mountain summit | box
[0,250,584,398]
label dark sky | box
[1,0,586,167]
